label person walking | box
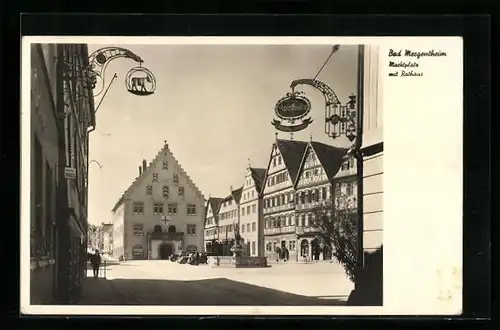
[91,250,102,279]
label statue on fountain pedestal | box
[230,223,244,257]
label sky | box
[87,43,359,226]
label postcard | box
[21,36,463,316]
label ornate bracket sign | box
[59,46,157,115]
[271,92,313,133]
[290,78,357,142]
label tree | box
[311,193,358,282]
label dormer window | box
[146,185,153,195]
[152,173,159,182]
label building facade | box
[293,141,348,262]
[238,167,266,257]
[216,187,242,256]
[262,139,308,263]
[204,197,223,253]
[111,141,205,260]
[29,43,95,305]
[30,44,60,305]
[57,44,95,303]
[357,44,383,304]
[97,223,113,255]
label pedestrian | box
[91,250,102,279]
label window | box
[146,185,153,195]
[251,241,256,255]
[322,187,327,200]
[153,203,164,214]
[167,203,177,215]
[163,185,169,199]
[186,224,196,235]
[152,173,159,182]
[252,222,256,232]
[273,158,276,167]
[241,224,245,232]
[252,204,256,214]
[163,161,168,170]
[241,207,245,216]
[133,202,144,214]
[313,168,319,176]
[278,156,282,165]
[246,205,250,214]
[187,204,196,215]
[301,214,306,226]
[307,213,313,226]
[178,186,185,197]
[289,240,296,251]
[173,174,179,185]
[133,224,143,236]
[251,190,254,198]
[246,223,250,232]
[346,182,353,195]
[287,215,292,226]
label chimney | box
[142,159,147,172]
[139,166,142,176]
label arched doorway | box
[300,240,309,258]
[311,239,320,260]
[168,225,176,233]
[158,243,173,259]
[154,225,162,233]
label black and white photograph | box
[22,37,463,315]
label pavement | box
[78,260,353,306]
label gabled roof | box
[205,197,224,226]
[231,186,244,204]
[208,197,224,216]
[295,141,348,185]
[111,141,205,212]
[261,139,308,195]
[276,139,309,183]
[249,168,266,195]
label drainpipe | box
[354,45,365,277]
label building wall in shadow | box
[347,245,383,306]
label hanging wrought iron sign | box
[271,92,313,133]
[289,78,357,142]
[58,46,157,115]
[125,65,156,96]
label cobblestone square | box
[78,261,353,305]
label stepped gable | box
[276,139,309,182]
[249,167,266,195]
[231,186,244,204]
[111,141,205,212]
[308,141,349,181]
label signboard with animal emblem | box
[271,92,313,132]
[125,65,156,96]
